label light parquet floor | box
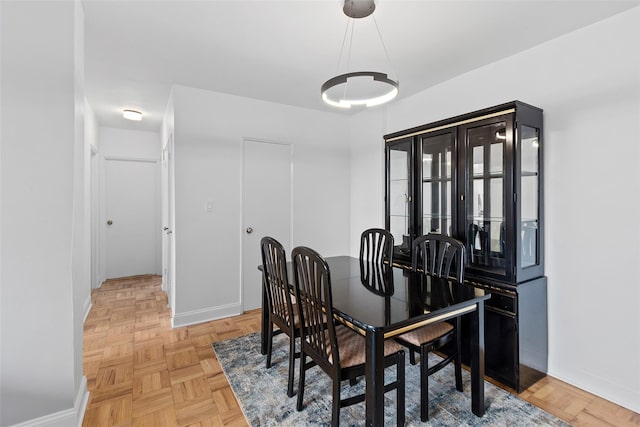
[83,275,640,427]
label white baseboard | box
[548,367,640,414]
[94,275,106,289]
[83,295,92,323]
[172,302,242,328]
[9,376,89,427]
[75,377,90,427]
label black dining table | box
[259,256,490,427]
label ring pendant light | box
[321,0,399,109]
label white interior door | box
[105,158,160,279]
[242,139,292,311]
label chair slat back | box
[412,233,465,283]
[292,246,338,368]
[360,228,394,265]
[261,237,294,328]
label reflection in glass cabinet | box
[387,139,412,255]
[421,132,454,237]
[466,121,507,276]
[520,126,539,269]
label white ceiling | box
[83,0,640,132]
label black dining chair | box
[260,236,301,397]
[394,233,466,421]
[359,228,394,265]
[359,228,395,296]
[291,246,405,427]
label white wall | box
[72,0,90,416]
[0,1,89,425]
[99,126,161,159]
[169,85,350,326]
[85,101,99,157]
[349,107,388,256]
[350,6,640,413]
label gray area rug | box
[213,332,568,426]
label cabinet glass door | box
[519,125,540,269]
[386,139,413,258]
[420,132,455,236]
[464,121,507,276]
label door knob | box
[246,227,253,234]
[107,220,113,226]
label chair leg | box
[397,351,405,427]
[454,321,463,392]
[266,321,274,369]
[409,348,417,365]
[331,377,341,427]
[420,346,429,422]
[287,334,296,397]
[296,352,306,412]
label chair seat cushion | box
[396,322,454,347]
[330,325,403,368]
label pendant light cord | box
[338,14,396,81]
[336,17,351,74]
[372,14,397,81]
[343,19,355,100]
[335,16,356,101]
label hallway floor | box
[83,275,260,426]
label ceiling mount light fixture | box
[123,109,142,121]
[343,0,376,18]
[322,0,399,109]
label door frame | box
[90,146,103,289]
[161,133,176,311]
[240,137,294,312]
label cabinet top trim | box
[385,108,515,143]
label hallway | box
[82,275,261,426]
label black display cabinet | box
[384,101,547,392]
